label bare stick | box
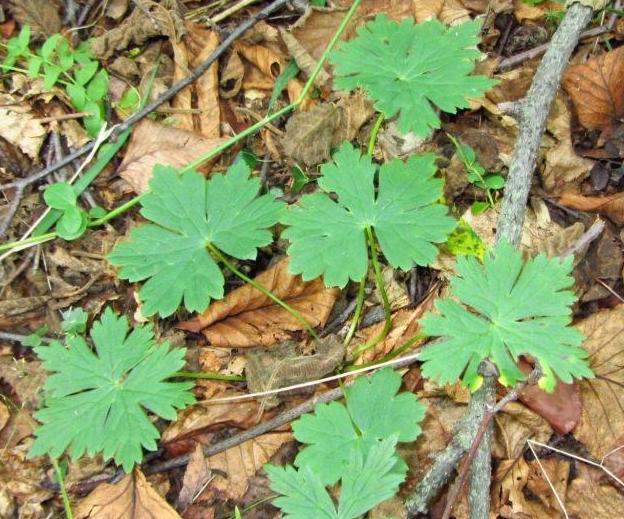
[405,3,595,516]
[0,0,291,236]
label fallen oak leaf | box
[559,192,624,225]
[74,468,181,519]
[117,120,227,194]
[178,258,339,348]
[563,46,624,141]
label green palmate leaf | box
[266,437,403,519]
[28,308,194,471]
[282,142,455,287]
[108,162,284,317]
[419,241,594,392]
[330,15,496,137]
[292,368,425,485]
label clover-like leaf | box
[419,241,594,392]
[292,368,424,485]
[28,307,195,472]
[108,162,284,317]
[330,15,496,137]
[282,142,455,287]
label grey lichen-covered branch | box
[405,2,595,517]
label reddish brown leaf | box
[559,192,624,225]
[178,258,339,348]
[563,46,624,138]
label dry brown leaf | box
[220,51,244,99]
[203,432,292,500]
[282,103,340,166]
[566,465,624,518]
[413,0,444,22]
[116,119,226,194]
[574,306,624,460]
[178,258,339,348]
[559,192,624,225]
[0,94,46,160]
[563,46,624,139]
[542,96,593,193]
[178,444,212,510]
[514,0,564,21]
[439,0,471,25]
[0,401,9,432]
[8,0,61,37]
[0,355,45,409]
[75,469,181,519]
[492,402,553,460]
[172,23,221,137]
[0,445,52,509]
[90,0,184,59]
[351,292,435,365]
[279,27,330,87]
[161,397,259,448]
[245,338,344,408]
[235,42,284,80]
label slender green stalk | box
[174,371,245,382]
[346,332,425,371]
[343,276,366,347]
[351,226,392,358]
[51,458,73,519]
[367,113,384,156]
[343,111,384,348]
[207,243,321,342]
[0,0,362,256]
[0,232,55,252]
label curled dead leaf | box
[178,258,339,348]
[279,27,330,87]
[0,94,46,160]
[75,469,181,519]
[559,192,624,225]
[563,46,624,140]
[178,444,212,511]
[116,119,226,194]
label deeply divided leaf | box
[282,142,455,287]
[291,368,424,485]
[108,162,284,317]
[419,241,594,391]
[28,308,195,471]
[330,16,496,136]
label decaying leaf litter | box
[0,0,623,518]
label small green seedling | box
[28,307,195,471]
[445,218,486,260]
[282,142,456,287]
[419,241,594,392]
[330,15,496,137]
[42,182,88,240]
[60,307,88,335]
[22,325,49,348]
[1,25,109,136]
[266,368,425,518]
[447,134,505,215]
[108,161,284,317]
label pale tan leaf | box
[559,192,624,225]
[8,0,61,37]
[206,433,292,500]
[235,42,285,79]
[491,402,553,459]
[0,355,45,409]
[178,444,212,510]
[563,46,624,137]
[116,119,226,194]
[0,401,8,432]
[514,0,564,22]
[574,306,624,460]
[542,97,593,193]
[566,465,624,518]
[172,23,221,137]
[178,258,339,348]
[161,397,259,446]
[74,469,181,519]
[413,0,444,22]
[220,51,244,99]
[439,0,471,25]
[0,95,46,160]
